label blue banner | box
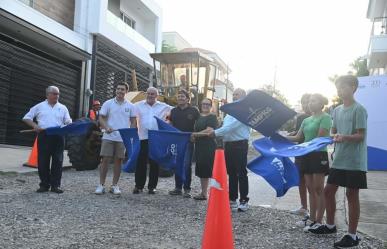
[220,90,296,136]
[154,116,180,132]
[148,129,191,182]
[45,120,92,136]
[253,135,333,157]
[118,128,140,173]
[248,156,299,197]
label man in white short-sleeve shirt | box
[23,86,72,194]
[132,87,172,194]
[95,82,137,195]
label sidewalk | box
[0,144,71,173]
[0,145,386,242]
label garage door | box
[0,37,81,146]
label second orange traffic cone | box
[23,137,38,168]
[202,149,234,249]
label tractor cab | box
[150,51,218,107]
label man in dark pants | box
[23,86,72,193]
[209,88,251,212]
[133,87,172,194]
[168,89,199,198]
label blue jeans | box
[175,142,193,190]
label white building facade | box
[367,0,387,74]
[0,0,162,146]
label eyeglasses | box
[201,103,211,106]
[49,92,60,95]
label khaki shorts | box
[100,139,125,159]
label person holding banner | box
[168,89,200,198]
[207,88,251,212]
[290,93,311,217]
[133,87,172,195]
[23,86,72,193]
[191,98,218,200]
[95,82,137,195]
[287,93,331,232]
[309,75,367,248]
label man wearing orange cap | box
[88,100,101,122]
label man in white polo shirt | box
[95,82,137,195]
[23,86,72,193]
[133,87,172,195]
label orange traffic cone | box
[202,149,234,249]
[23,137,38,168]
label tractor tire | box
[66,120,101,171]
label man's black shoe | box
[133,187,143,194]
[334,235,360,248]
[36,187,49,193]
[51,187,64,194]
[148,189,156,194]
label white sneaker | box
[95,184,105,195]
[290,207,309,216]
[238,201,249,212]
[303,222,319,232]
[296,217,313,228]
[230,201,238,211]
[110,185,121,195]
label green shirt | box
[300,113,332,151]
[332,102,368,172]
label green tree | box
[161,40,178,53]
[350,57,369,77]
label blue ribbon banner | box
[148,129,191,183]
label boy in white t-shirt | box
[95,82,137,195]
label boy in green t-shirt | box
[309,75,368,248]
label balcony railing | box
[106,11,155,52]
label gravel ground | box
[0,169,385,249]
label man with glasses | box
[23,86,72,193]
[133,87,172,195]
[168,89,200,198]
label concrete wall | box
[32,0,75,29]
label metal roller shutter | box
[92,38,152,104]
[0,64,11,144]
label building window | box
[120,12,136,29]
[18,0,33,7]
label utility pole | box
[272,64,277,97]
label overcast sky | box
[156,0,371,105]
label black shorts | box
[327,168,367,189]
[294,156,306,175]
[299,151,330,175]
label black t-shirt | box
[170,105,200,132]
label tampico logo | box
[247,107,273,127]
